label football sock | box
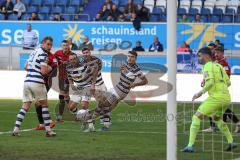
[215,119,233,144]
[188,115,201,147]
[42,106,51,132]
[35,104,44,124]
[14,108,27,130]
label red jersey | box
[54,50,71,79]
[215,57,231,77]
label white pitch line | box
[0,128,164,135]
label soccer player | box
[32,50,57,130]
[182,47,236,152]
[54,40,72,122]
[66,51,103,119]
[76,51,148,132]
[202,46,240,133]
[12,36,56,137]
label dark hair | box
[62,40,68,44]
[82,48,90,52]
[215,39,220,43]
[129,50,138,58]
[215,45,224,52]
[198,47,212,57]
[42,36,53,43]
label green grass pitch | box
[0,99,240,160]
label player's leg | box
[12,83,33,136]
[183,97,216,152]
[32,101,45,130]
[213,115,237,151]
[224,108,240,133]
[33,83,56,137]
[68,90,82,116]
[202,117,218,132]
[57,94,65,122]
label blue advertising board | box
[1,22,240,50]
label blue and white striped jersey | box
[24,48,48,84]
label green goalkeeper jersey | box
[202,61,231,100]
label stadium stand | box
[0,0,239,22]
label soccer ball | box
[76,109,89,122]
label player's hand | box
[192,91,203,101]
[120,66,127,72]
[71,85,78,91]
[90,84,95,95]
[130,83,136,89]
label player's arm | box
[223,67,231,87]
[40,55,52,75]
[24,61,28,70]
[131,71,148,88]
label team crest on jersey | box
[72,75,83,81]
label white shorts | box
[70,87,91,103]
[93,83,107,101]
[22,82,47,102]
[105,88,121,106]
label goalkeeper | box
[182,47,237,153]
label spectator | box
[79,35,94,50]
[131,12,141,31]
[177,41,190,52]
[96,5,111,21]
[53,14,64,21]
[13,0,26,20]
[215,39,224,49]
[110,4,122,21]
[102,0,114,10]
[137,4,149,22]
[67,38,78,50]
[1,0,13,18]
[22,24,38,49]
[179,14,190,23]
[132,41,145,51]
[149,37,163,52]
[192,14,203,23]
[118,14,126,21]
[124,0,138,20]
[29,12,40,21]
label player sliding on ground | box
[182,47,237,153]
[76,51,148,132]
[12,36,56,137]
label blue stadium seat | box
[209,15,220,23]
[177,8,187,15]
[235,15,240,23]
[61,15,73,21]
[112,0,119,6]
[39,6,51,14]
[160,14,166,22]
[152,7,162,15]
[48,15,54,20]
[7,14,18,20]
[31,0,42,6]
[0,13,5,20]
[213,8,223,16]
[134,0,143,5]
[43,0,55,6]
[222,15,233,23]
[119,0,128,6]
[225,8,235,15]
[201,8,211,15]
[21,14,30,20]
[189,8,199,15]
[65,6,77,14]
[70,0,82,6]
[27,6,38,13]
[149,14,160,22]
[22,0,30,6]
[38,14,46,20]
[77,15,90,21]
[201,15,207,22]
[56,0,68,6]
[52,6,64,14]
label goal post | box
[167,1,177,160]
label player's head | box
[82,48,91,59]
[41,36,53,52]
[69,53,78,65]
[214,45,224,61]
[128,50,138,65]
[61,40,69,53]
[197,47,212,65]
[26,23,31,31]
